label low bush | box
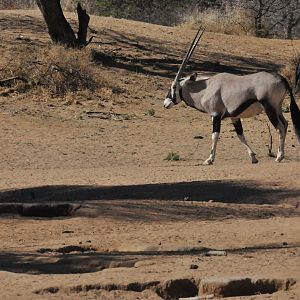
[1,45,116,99]
[145,108,156,117]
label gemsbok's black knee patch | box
[233,119,243,135]
[213,115,221,133]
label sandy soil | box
[0,10,300,300]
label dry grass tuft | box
[180,7,255,36]
[41,46,99,95]
[1,44,118,100]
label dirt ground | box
[0,10,300,300]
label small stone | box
[190,264,199,270]
[206,250,227,256]
[62,230,74,234]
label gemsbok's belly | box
[237,102,263,118]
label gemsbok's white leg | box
[232,118,258,164]
[203,116,221,165]
[238,134,258,163]
[203,132,220,165]
[262,100,288,163]
[275,114,288,162]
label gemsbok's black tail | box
[290,91,300,143]
[280,75,300,144]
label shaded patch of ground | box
[1,180,299,205]
[0,203,80,217]
[0,243,299,275]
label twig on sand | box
[266,122,275,157]
[0,76,28,86]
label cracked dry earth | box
[0,9,300,300]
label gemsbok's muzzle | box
[164,97,175,109]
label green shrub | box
[165,152,181,161]
[145,108,155,117]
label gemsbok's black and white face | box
[164,81,181,109]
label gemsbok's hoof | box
[275,156,284,163]
[251,155,258,164]
[203,159,213,165]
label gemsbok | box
[164,28,300,165]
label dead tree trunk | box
[36,0,92,48]
[77,3,91,46]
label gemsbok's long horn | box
[174,27,205,82]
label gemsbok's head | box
[164,27,205,109]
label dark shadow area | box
[0,15,50,47]
[0,180,299,205]
[0,181,299,221]
[92,48,280,79]
[91,29,282,78]
[0,199,298,221]
[0,15,47,34]
[0,203,80,218]
[0,242,298,274]
[0,251,138,274]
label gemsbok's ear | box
[190,73,198,81]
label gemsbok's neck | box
[182,87,206,113]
